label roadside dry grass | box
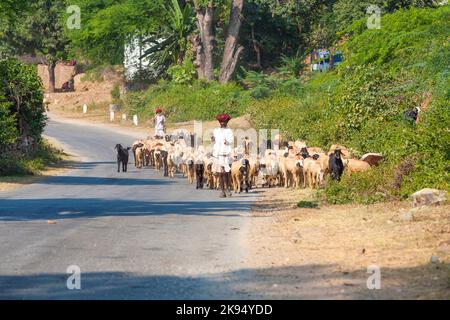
[246,187,450,299]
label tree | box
[0,0,70,92]
[310,11,338,70]
[239,1,305,70]
[0,0,26,19]
[219,0,244,83]
[33,0,70,92]
[0,59,46,140]
[68,0,166,66]
[192,0,216,80]
[191,0,246,82]
[0,0,27,59]
[253,0,338,57]
[142,0,195,68]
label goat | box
[299,147,309,159]
[231,158,250,193]
[131,141,144,167]
[160,150,169,177]
[328,149,344,181]
[248,157,260,189]
[284,156,303,188]
[135,146,144,169]
[317,153,330,176]
[167,153,176,178]
[307,147,324,155]
[154,150,162,171]
[260,154,280,187]
[303,158,324,189]
[143,145,152,167]
[115,144,131,172]
[186,159,195,184]
[204,161,215,189]
[329,144,351,159]
[404,106,421,123]
[195,163,205,189]
[344,158,371,176]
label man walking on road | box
[154,107,166,138]
[212,113,234,198]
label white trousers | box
[213,155,232,173]
[155,128,165,137]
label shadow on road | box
[40,175,176,186]
[63,161,117,170]
[0,265,336,299]
[0,263,445,299]
[0,199,252,221]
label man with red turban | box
[153,107,166,138]
[212,113,233,198]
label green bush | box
[124,80,251,122]
[0,58,46,143]
[110,83,121,101]
[0,140,63,176]
[167,59,196,84]
[0,98,17,145]
[297,200,319,208]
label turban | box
[216,113,231,122]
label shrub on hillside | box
[124,80,251,122]
[251,6,450,203]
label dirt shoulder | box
[245,187,450,299]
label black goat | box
[195,163,205,189]
[328,149,344,181]
[300,147,309,159]
[115,144,131,172]
[404,106,420,123]
[206,163,214,189]
[240,158,250,193]
[149,149,155,167]
[160,150,169,177]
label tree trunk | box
[250,24,261,69]
[48,61,56,93]
[328,49,334,71]
[189,34,205,79]
[194,1,215,81]
[219,0,244,84]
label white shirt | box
[213,127,234,157]
[155,114,165,131]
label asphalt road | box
[0,118,259,299]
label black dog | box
[328,149,344,181]
[115,144,131,172]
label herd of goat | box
[115,130,381,193]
